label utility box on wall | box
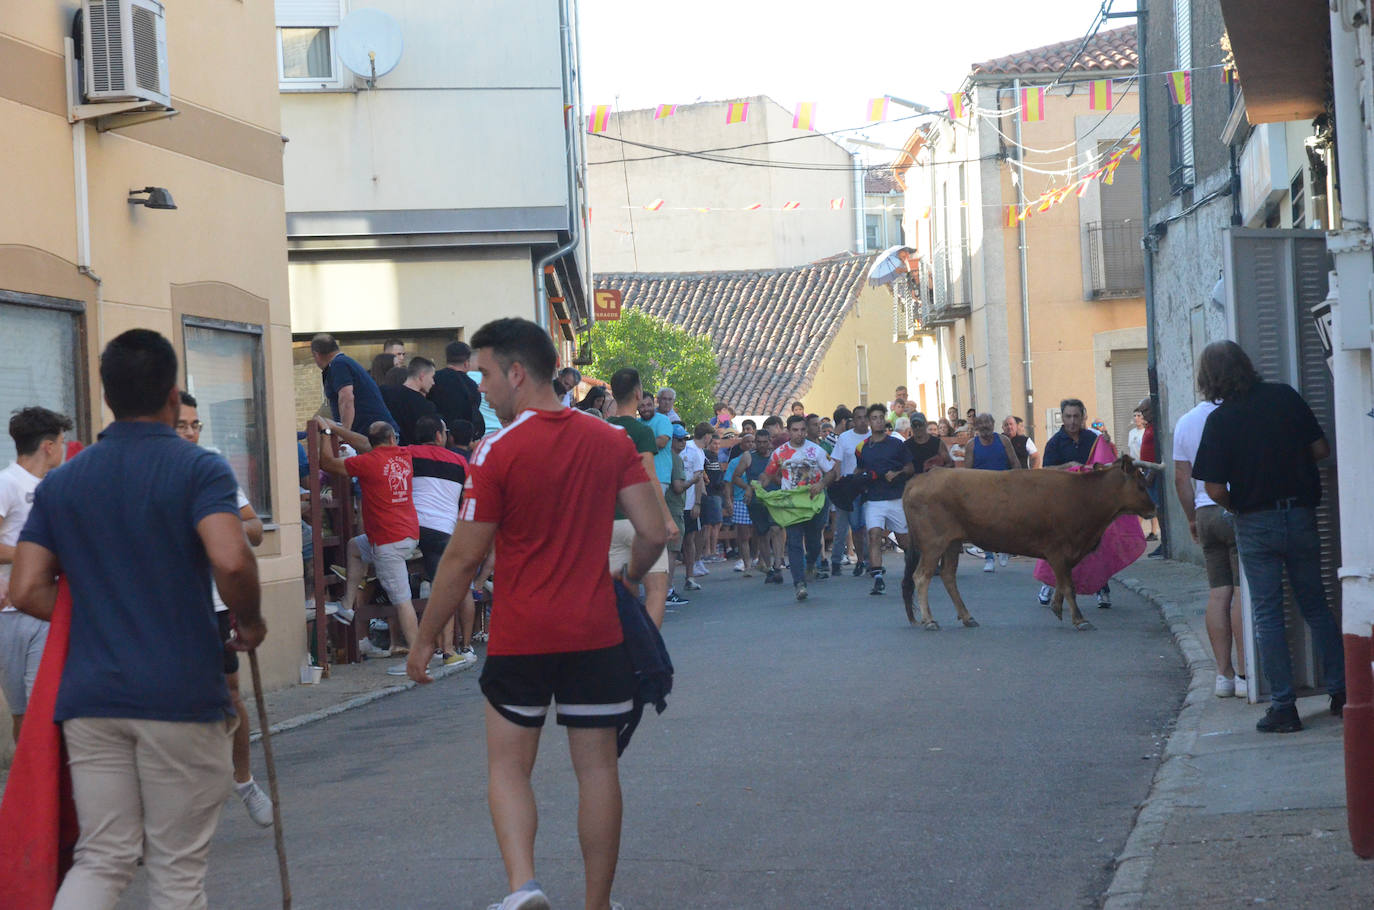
[1222,228,1339,702]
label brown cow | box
[899,456,1159,631]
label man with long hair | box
[1191,340,1345,733]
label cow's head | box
[1092,455,1158,518]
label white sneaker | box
[235,779,273,827]
[983,556,995,573]
[964,545,985,558]
[333,605,355,624]
[357,638,390,659]
[733,560,745,572]
[487,881,551,910]
[1037,584,1053,606]
[998,553,1009,567]
[386,663,410,676]
[1234,675,1248,699]
[693,561,709,577]
[1214,674,1236,698]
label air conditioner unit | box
[81,0,170,108]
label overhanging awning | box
[1220,0,1330,124]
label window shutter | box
[275,0,341,27]
[1173,0,1194,174]
[1109,348,1148,446]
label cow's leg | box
[936,541,978,628]
[1050,558,1094,631]
[900,544,920,623]
[910,548,940,628]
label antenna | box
[336,8,403,87]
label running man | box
[407,318,666,910]
[763,414,835,601]
[855,404,913,595]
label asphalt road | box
[119,553,1186,910]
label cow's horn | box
[1133,459,1164,471]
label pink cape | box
[0,581,78,907]
[1033,437,1147,594]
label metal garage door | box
[1110,348,1148,449]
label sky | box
[579,0,1126,160]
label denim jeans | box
[831,500,866,566]
[785,523,808,585]
[804,497,828,571]
[1234,506,1345,708]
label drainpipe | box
[1012,78,1034,437]
[535,0,581,332]
[68,37,104,361]
[1327,1,1374,859]
[852,149,865,253]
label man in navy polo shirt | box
[10,328,265,909]
[1041,398,1098,470]
[310,332,399,436]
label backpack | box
[612,580,674,756]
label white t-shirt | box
[211,487,252,613]
[680,440,706,510]
[0,461,41,612]
[766,440,835,490]
[1172,400,1222,509]
[1127,426,1144,460]
[831,428,871,475]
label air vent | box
[81,0,170,108]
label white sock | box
[235,778,256,794]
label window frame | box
[276,26,349,91]
[0,289,90,453]
[181,315,273,521]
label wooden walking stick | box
[247,649,292,909]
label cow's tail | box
[900,544,919,622]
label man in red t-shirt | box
[317,420,422,664]
[407,318,666,910]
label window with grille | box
[184,319,272,519]
[0,293,87,464]
[1169,0,1195,195]
[958,335,967,370]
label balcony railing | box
[891,271,931,339]
[929,242,971,325]
[1086,221,1145,298]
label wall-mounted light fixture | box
[128,187,177,210]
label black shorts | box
[747,501,773,532]
[418,526,451,581]
[217,611,239,676]
[682,510,702,535]
[479,643,635,729]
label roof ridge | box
[598,251,876,281]
[970,25,1138,77]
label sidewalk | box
[1104,558,1368,908]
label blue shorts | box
[701,493,724,526]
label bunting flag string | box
[829,198,845,210]
[587,104,610,134]
[655,104,677,119]
[1020,86,1046,122]
[946,91,969,120]
[867,96,890,122]
[1168,70,1192,105]
[792,101,817,131]
[1089,79,1112,111]
[781,201,801,210]
[1004,205,1018,228]
[725,101,750,124]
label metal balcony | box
[1086,221,1145,298]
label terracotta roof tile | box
[864,166,901,195]
[597,253,876,416]
[971,26,1138,76]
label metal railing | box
[1086,221,1145,297]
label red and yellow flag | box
[829,198,845,210]
[726,101,750,124]
[1021,87,1046,122]
[1089,79,1112,111]
[946,91,968,120]
[1130,142,1142,161]
[792,101,817,131]
[867,97,889,122]
[1076,177,1092,198]
[743,202,763,211]
[643,199,665,211]
[1169,70,1192,105]
[655,104,677,119]
[1004,204,1017,228]
[587,104,610,134]
[1103,159,1122,186]
[781,201,801,210]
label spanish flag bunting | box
[695,207,711,213]
[829,198,845,210]
[946,91,968,120]
[919,206,931,220]
[1221,67,1233,84]
[781,201,801,210]
[1076,177,1092,198]
[1019,204,1034,222]
[655,104,677,119]
[1130,142,1142,161]
[1169,70,1192,105]
[793,101,818,131]
[867,96,889,122]
[1036,193,1053,213]
[587,104,610,134]
[1021,86,1046,122]
[743,202,763,211]
[643,199,665,211]
[1089,79,1112,111]
[1108,146,1127,164]
[726,101,750,124]
[1004,204,1017,228]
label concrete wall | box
[804,284,907,411]
[0,0,304,759]
[586,96,856,272]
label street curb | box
[1100,572,1214,910]
[248,658,478,743]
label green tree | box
[588,308,719,425]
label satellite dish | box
[337,9,403,85]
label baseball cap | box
[671,424,687,439]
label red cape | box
[0,581,77,906]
